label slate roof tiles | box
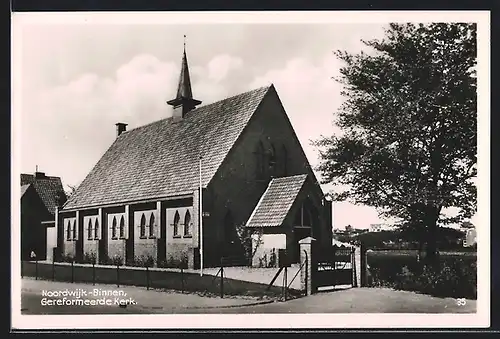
[62,85,272,210]
[21,173,67,217]
[246,174,308,228]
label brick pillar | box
[354,242,368,287]
[192,190,199,270]
[299,236,316,295]
[353,244,361,287]
[75,210,82,261]
[156,201,164,265]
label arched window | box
[268,144,277,177]
[72,220,77,240]
[119,216,125,238]
[112,216,117,239]
[184,210,191,236]
[87,219,93,240]
[94,219,99,239]
[140,214,146,238]
[281,145,288,176]
[303,205,312,226]
[294,202,313,227]
[255,141,265,179]
[224,211,234,244]
[149,213,155,238]
[173,211,180,237]
[66,220,71,240]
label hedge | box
[367,251,477,299]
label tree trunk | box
[424,205,440,267]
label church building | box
[57,45,333,269]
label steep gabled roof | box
[21,184,31,197]
[246,174,308,228]
[21,173,67,216]
[62,85,272,210]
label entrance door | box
[293,227,311,263]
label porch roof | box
[246,174,307,228]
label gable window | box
[149,213,155,238]
[173,211,180,237]
[66,220,72,241]
[87,219,93,240]
[281,145,288,176]
[294,202,313,227]
[139,214,146,238]
[184,210,192,237]
[94,219,99,240]
[268,144,277,177]
[255,141,266,179]
[119,216,125,239]
[112,216,117,239]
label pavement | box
[20,278,274,315]
[194,287,477,314]
[20,277,476,315]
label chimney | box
[35,171,46,179]
[115,123,128,137]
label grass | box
[21,261,300,300]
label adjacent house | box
[21,171,67,261]
[57,45,332,268]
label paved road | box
[20,278,273,315]
[20,278,476,315]
[187,288,477,314]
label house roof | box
[21,184,31,197]
[62,85,272,210]
[246,174,308,228]
[21,173,67,216]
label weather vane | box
[184,35,186,50]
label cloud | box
[20,53,243,188]
[207,54,243,83]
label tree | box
[314,23,477,263]
[461,221,475,229]
[235,223,263,266]
[65,184,77,198]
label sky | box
[13,12,485,230]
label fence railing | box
[21,259,287,300]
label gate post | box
[299,237,316,295]
[353,244,361,288]
[354,242,368,287]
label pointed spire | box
[167,35,201,120]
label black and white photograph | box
[11,11,490,329]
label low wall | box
[21,261,285,299]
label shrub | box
[110,255,124,266]
[82,251,97,264]
[59,254,75,263]
[367,251,477,299]
[133,255,156,267]
[158,254,188,268]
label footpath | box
[20,277,275,314]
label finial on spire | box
[36,165,38,172]
[166,36,202,119]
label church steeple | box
[167,36,202,120]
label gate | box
[315,245,355,289]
